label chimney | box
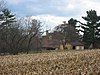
[46,30,48,36]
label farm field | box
[0,50,100,75]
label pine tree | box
[78,10,100,48]
[0,8,16,53]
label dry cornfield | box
[0,50,100,75]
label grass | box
[0,49,100,75]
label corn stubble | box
[0,50,100,75]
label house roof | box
[41,31,84,48]
[71,41,84,46]
[42,37,60,48]
[41,32,61,48]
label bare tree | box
[23,18,42,53]
[11,17,42,54]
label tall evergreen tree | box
[78,10,100,48]
[68,18,77,28]
[0,8,16,54]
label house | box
[64,41,84,50]
[41,30,84,50]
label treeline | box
[0,9,42,55]
[0,1,42,54]
[54,10,100,49]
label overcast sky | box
[6,0,100,30]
